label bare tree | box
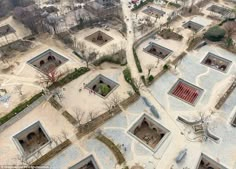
[133,78,144,90]
[51,136,59,146]
[103,93,121,112]
[53,88,64,101]
[146,64,155,77]
[87,111,97,121]
[74,108,85,125]
[37,69,63,87]
[109,93,121,106]
[76,41,98,68]
[103,100,113,112]
[61,130,68,140]
[224,21,236,39]
[56,135,63,143]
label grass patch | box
[133,47,143,73]
[123,67,140,94]
[96,134,125,164]
[0,92,44,125]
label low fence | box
[76,94,140,139]
[31,139,72,166]
[76,105,121,139]
[120,93,140,109]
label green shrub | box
[99,84,111,96]
[163,64,169,70]
[148,75,154,82]
[204,26,226,42]
[141,75,146,86]
[133,47,143,73]
[123,67,140,94]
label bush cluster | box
[204,26,226,42]
[148,75,154,82]
[133,47,143,73]
[123,67,140,94]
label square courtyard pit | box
[27,49,69,74]
[86,74,119,98]
[144,42,173,60]
[182,16,212,33]
[128,114,170,152]
[85,30,113,47]
[58,68,132,124]
[0,16,31,46]
[0,24,16,38]
[169,79,204,106]
[12,121,50,158]
[142,6,165,18]
[183,21,204,32]
[0,101,75,165]
[207,5,230,16]
[69,155,99,169]
[201,52,232,73]
[195,153,228,169]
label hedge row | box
[48,67,90,90]
[0,92,44,125]
[123,67,140,94]
[133,47,143,73]
[131,0,154,11]
[96,134,125,165]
